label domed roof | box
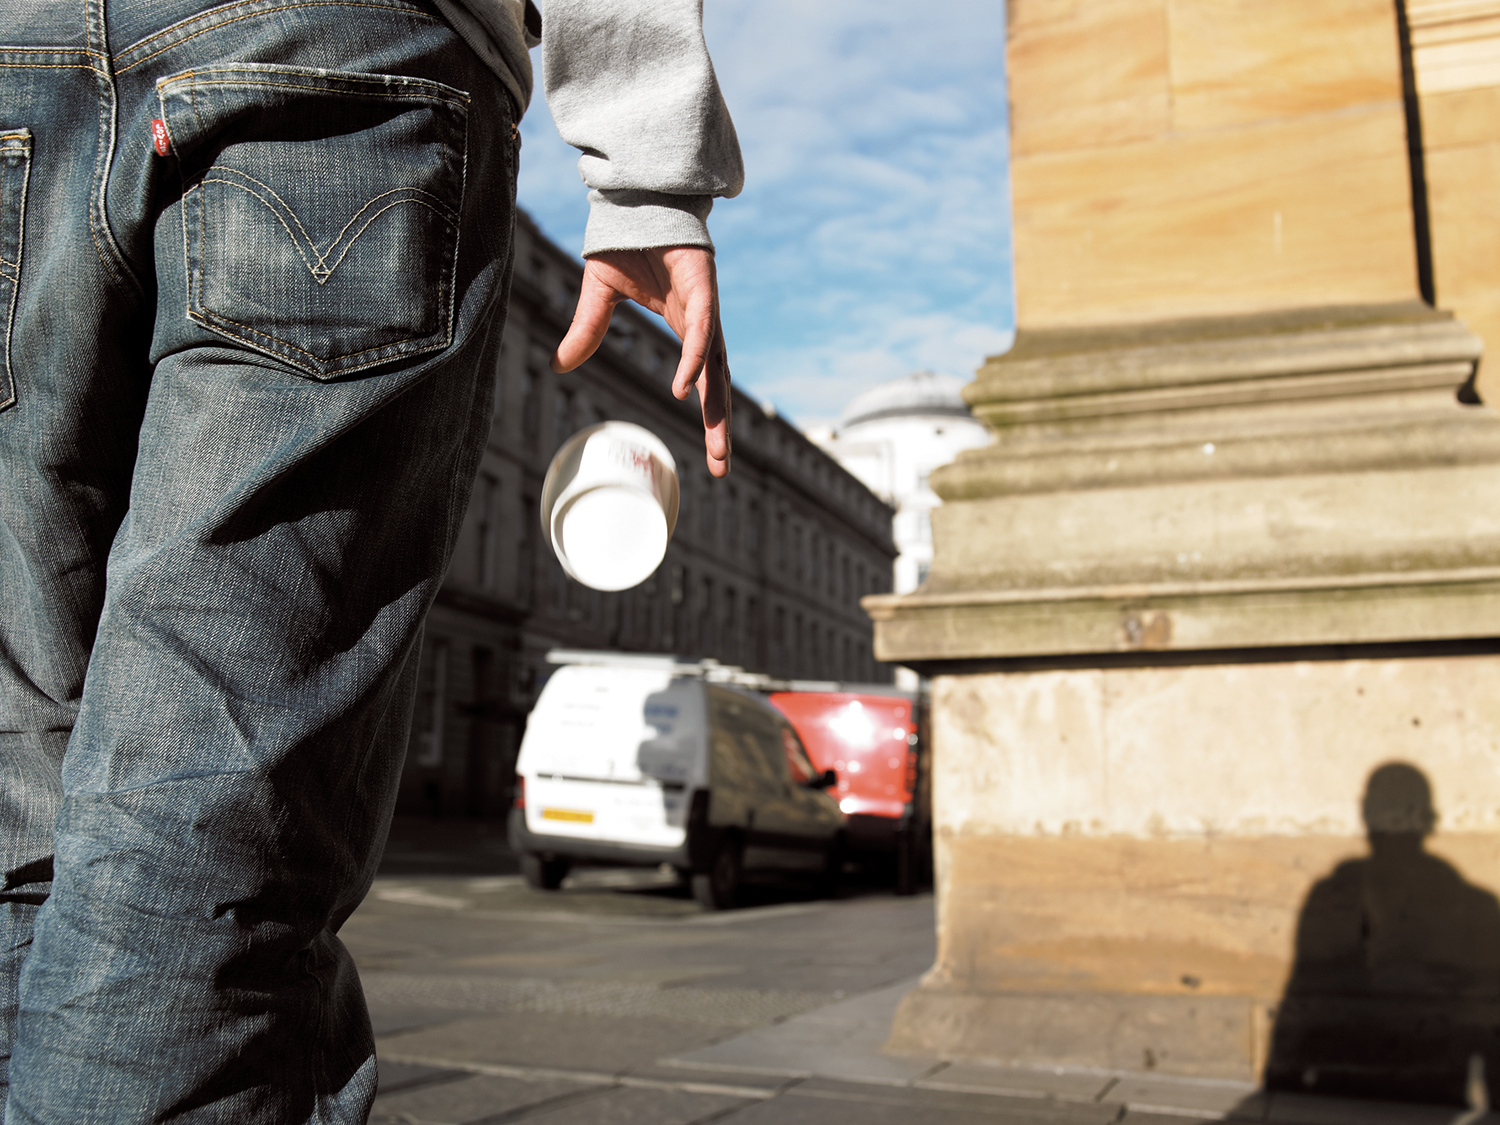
[836,370,973,432]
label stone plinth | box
[867,305,1500,1100]
[870,0,1500,1098]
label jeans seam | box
[87,0,144,298]
[164,72,469,112]
[115,1,446,75]
[0,130,29,413]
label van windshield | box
[780,725,818,784]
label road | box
[349,834,962,1124]
[348,819,1423,1125]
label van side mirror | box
[810,768,837,790]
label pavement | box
[351,818,1498,1125]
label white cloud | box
[516,0,1014,428]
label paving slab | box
[617,1063,790,1099]
[788,1076,1125,1120]
[718,1077,1125,1125]
[663,976,937,1084]
[369,1071,600,1125]
[1109,1075,1266,1120]
[915,1061,1117,1102]
[512,1085,753,1125]
[376,1058,471,1096]
[378,1010,722,1075]
[1267,1091,1480,1124]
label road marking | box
[684,902,827,925]
[373,886,471,910]
[377,1053,786,1102]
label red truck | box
[767,687,930,894]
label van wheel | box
[521,853,570,891]
[692,838,741,911]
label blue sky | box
[516,0,1014,429]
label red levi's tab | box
[150,118,170,157]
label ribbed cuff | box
[581,190,715,256]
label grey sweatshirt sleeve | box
[537,0,744,255]
[437,0,744,255]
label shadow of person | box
[1261,762,1500,1107]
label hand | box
[552,247,731,477]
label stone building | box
[868,0,1500,1102]
[398,211,897,820]
[811,370,992,595]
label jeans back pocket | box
[0,128,30,412]
[157,65,468,380]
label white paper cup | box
[540,422,680,591]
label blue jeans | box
[0,1,517,1120]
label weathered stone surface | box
[884,658,1500,1095]
[1012,108,1418,327]
[1007,0,1419,327]
[1166,0,1403,130]
[865,305,1494,662]
[874,0,1500,1095]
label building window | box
[414,638,449,768]
[670,565,687,651]
[700,475,717,546]
[747,498,761,554]
[521,368,541,450]
[517,493,536,606]
[725,587,737,665]
[477,473,498,590]
[554,386,574,448]
[748,595,762,671]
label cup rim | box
[540,420,681,553]
[549,482,672,588]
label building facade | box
[397,211,897,820]
[810,370,991,595]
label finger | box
[698,319,732,477]
[552,270,620,373]
[671,283,714,401]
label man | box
[0,0,741,1120]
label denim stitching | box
[199,169,459,282]
[0,130,28,412]
[190,307,450,371]
[172,77,468,112]
[168,63,467,377]
[0,48,104,69]
[185,166,457,373]
[116,2,444,75]
[85,0,143,296]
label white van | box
[508,654,846,909]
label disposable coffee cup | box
[540,421,680,592]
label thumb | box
[553,270,620,373]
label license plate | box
[542,808,594,824]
